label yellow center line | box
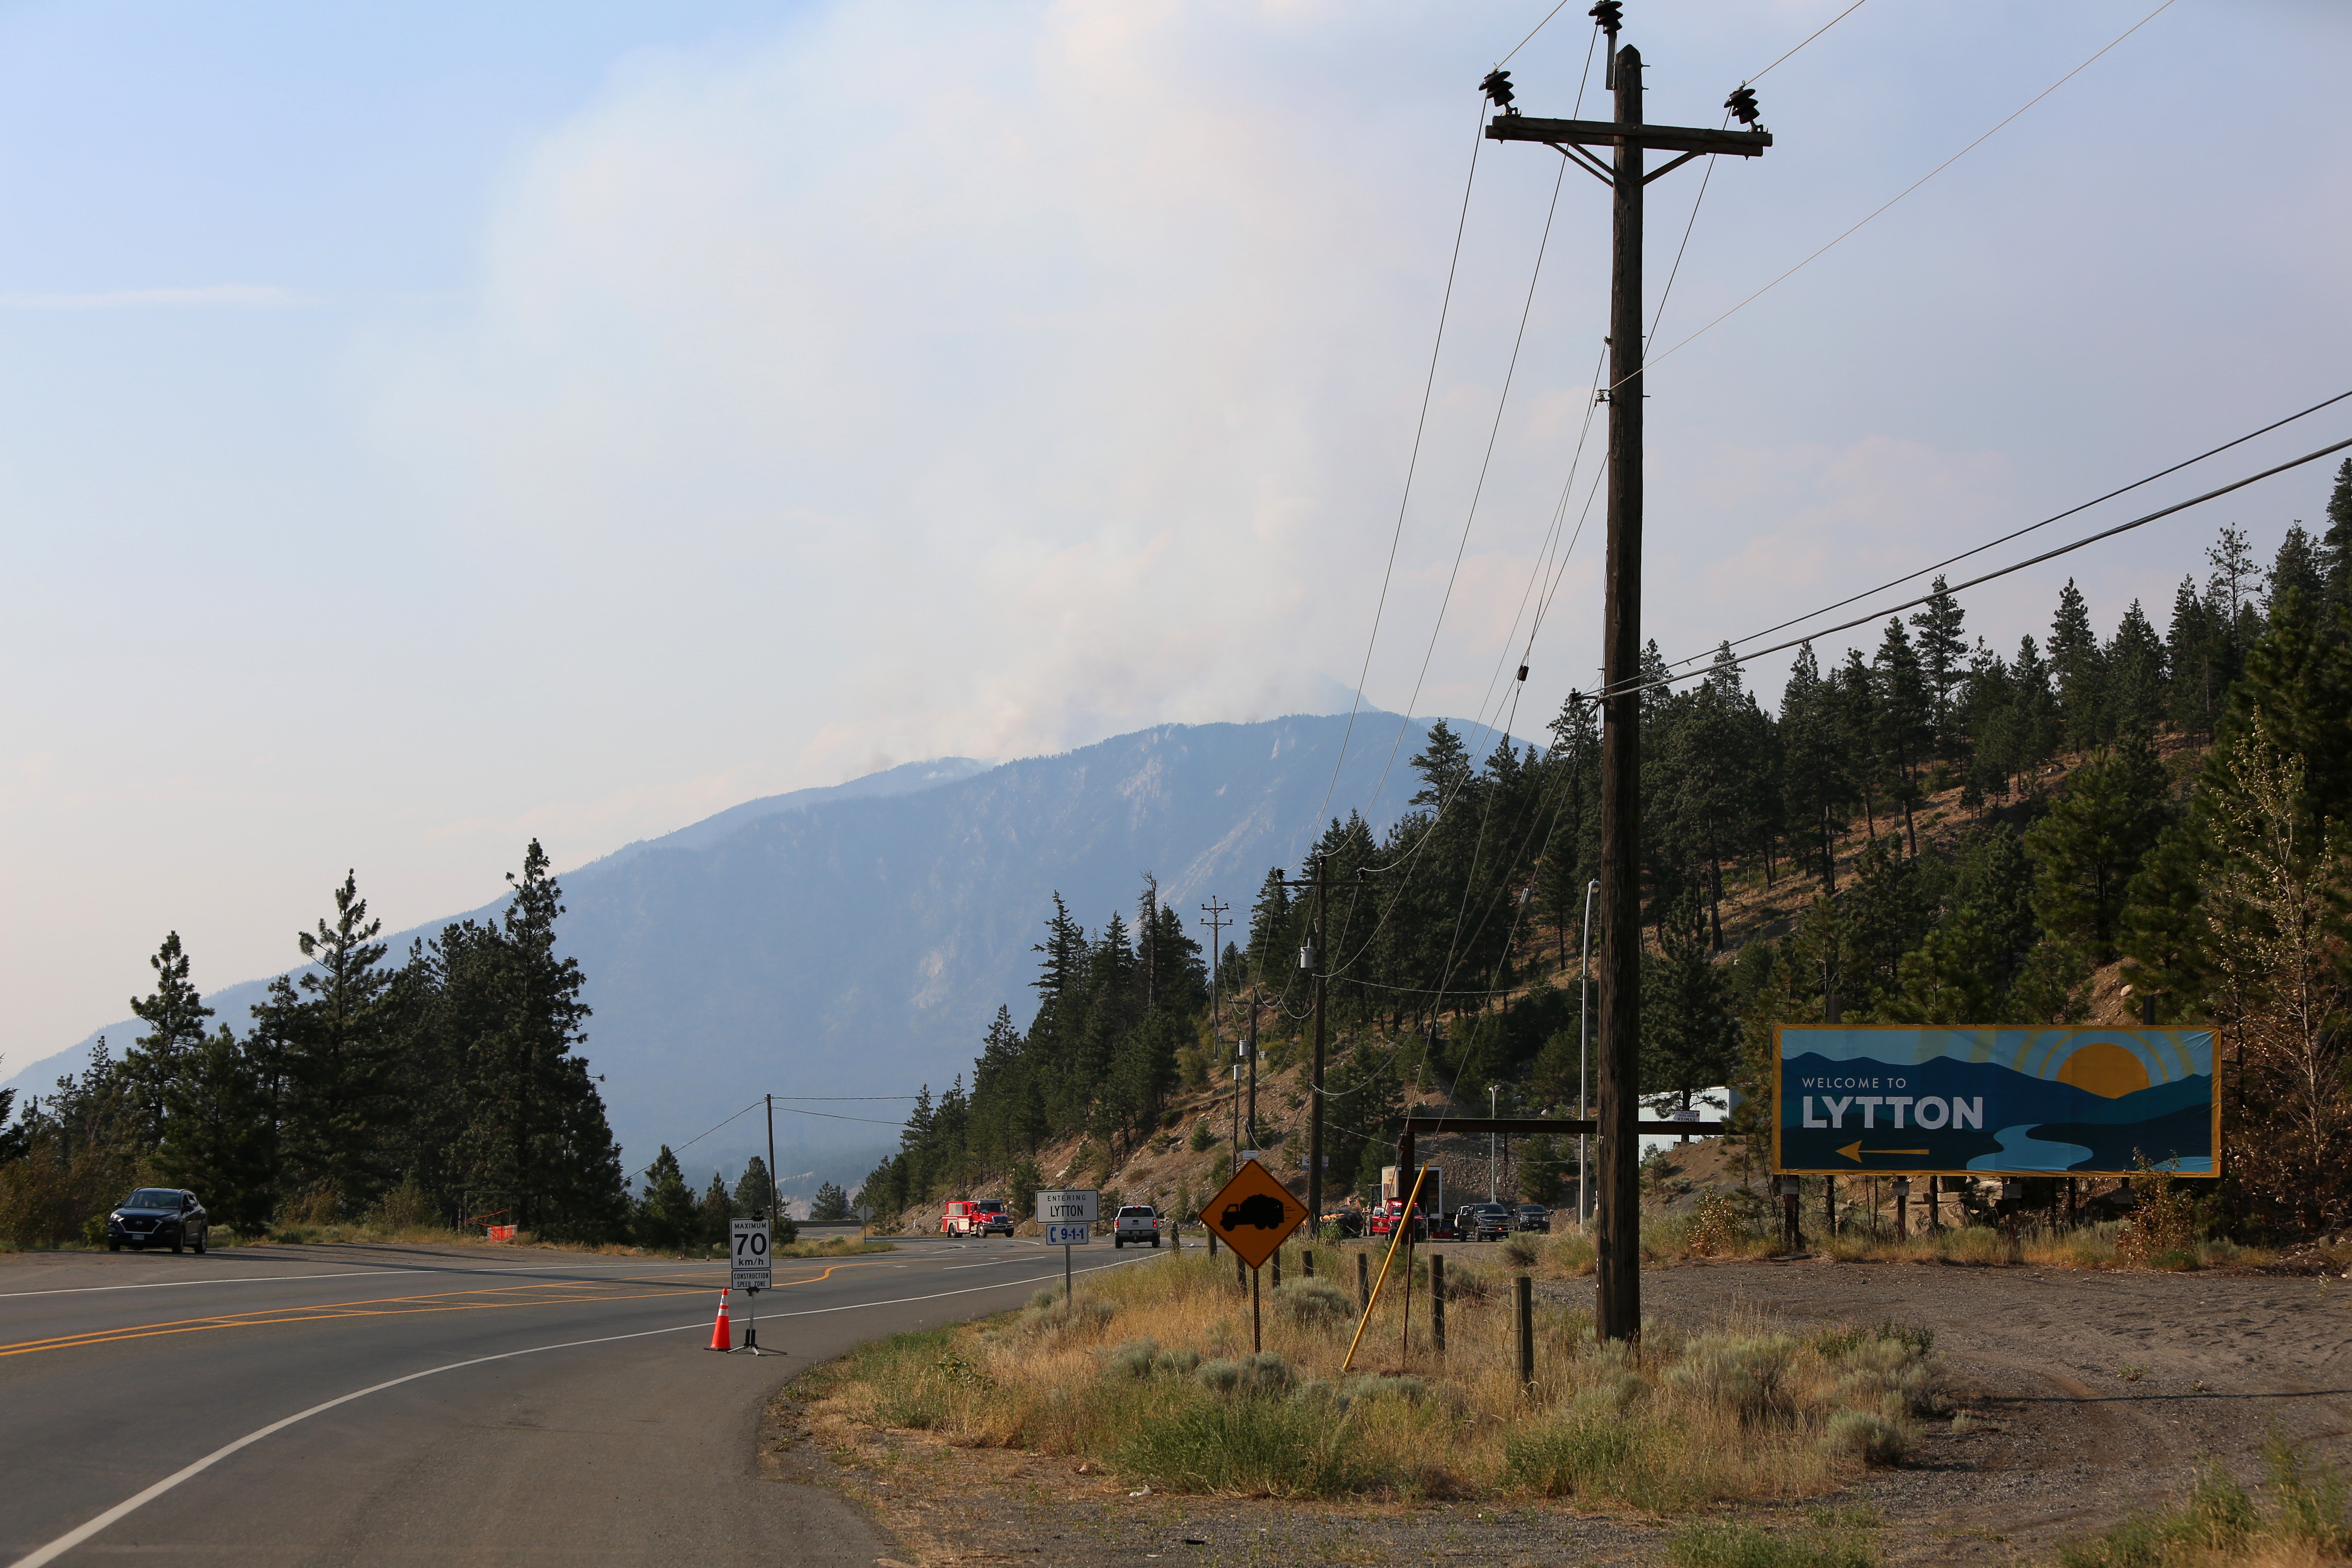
[0,1252,903,1361]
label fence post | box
[1303,1247,1314,1279]
[1357,1250,1371,1315]
[1430,1253,1446,1360]
[1516,1274,1534,1389]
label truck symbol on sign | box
[1220,1192,1289,1230]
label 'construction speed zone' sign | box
[1201,1158,1307,1269]
[731,1218,772,1291]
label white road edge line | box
[7,1252,1159,1568]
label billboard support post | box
[1894,1177,1911,1241]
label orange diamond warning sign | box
[1201,1158,1308,1269]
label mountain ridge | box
[9,710,1530,1193]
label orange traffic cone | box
[707,1288,733,1352]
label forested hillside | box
[869,465,2352,1238]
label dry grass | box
[2055,1440,2350,1568]
[802,1242,1945,1508]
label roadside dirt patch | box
[1611,1257,2352,1563]
[765,1258,2352,1566]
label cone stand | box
[733,1285,769,1355]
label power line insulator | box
[1725,84,1761,128]
[1589,0,1622,36]
[1516,664,1529,683]
[1480,69,1516,112]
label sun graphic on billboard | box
[2051,1040,2150,1098]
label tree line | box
[869,462,2352,1234]
[0,842,640,1247]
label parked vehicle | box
[1514,1203,1552,1232]
[1114,1205,1161,1247]
[942,1198,1012,1237]
[1458,1203,1512,1241]
[1318,1207,1363,1238]
[107,1189,207,1254]
[1375,1165,1444,1240]
[1426,1208,1460,1240]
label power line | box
[1597,432,2352,704]
[1359,151,1571,829]
[1746,0,1873,85]
[1663,386,2352,675]
[626,1098,762,1182]
[1309,101,1490,853]
[1623,0,2180,391]
[1495,0,1576,69]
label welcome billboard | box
[1773,1026,2217,1178]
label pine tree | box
[2321,457,2352,618]
[1909,576,1968,750]
[126,931,214,1147]
[808,1180,851,1223]
[634,1146,696,1252]
[696,1172,735,1247]
[732,1156,772,1216]
[158,1025,273,1230]
[1639,898,1739,1111]
[1778,644,1850,890]
[2207,524,2261,652]
[2049,579,2105,750]
[455,842,626,1241]
[1874,617,1932,856]
[1245,868,1291,984]
[2106,599,2167,737]
[1517,1134,1565,1204]
[2167,575,2225,742]
[2023,733,2172,962]
[281,871,396,1209]
[2267,522,2327,632]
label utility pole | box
[1201,896,1233,1156]
[1246,987,1260,1148]
[1273,857,1373,1223]
[1484,15,1770,1341]
[766,1094,778,1221]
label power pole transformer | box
[1482,14,1770,1341]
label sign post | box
[1037,1189,1098,1315]
[1200,1158,1308,1352]
[731,1217,773,1356]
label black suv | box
[1514,1203,1551,1232]
[1458,1203,1512,1242]
[107,1189,209,1254]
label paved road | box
[0,1236,1147,1566]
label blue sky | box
[3,0,2348,1065]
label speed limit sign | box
[731,1218,772,1291]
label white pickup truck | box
[1112,1204,1161,1248]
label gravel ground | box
[766,1254,2352,1566]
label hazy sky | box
[4,0,2348,1071]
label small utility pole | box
[1276,856,1357,1227]
[766,1094,778,1221]
[1200,896,1232,1146]
[1246,991,1260,1150]
[1484,13,1770,1341]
